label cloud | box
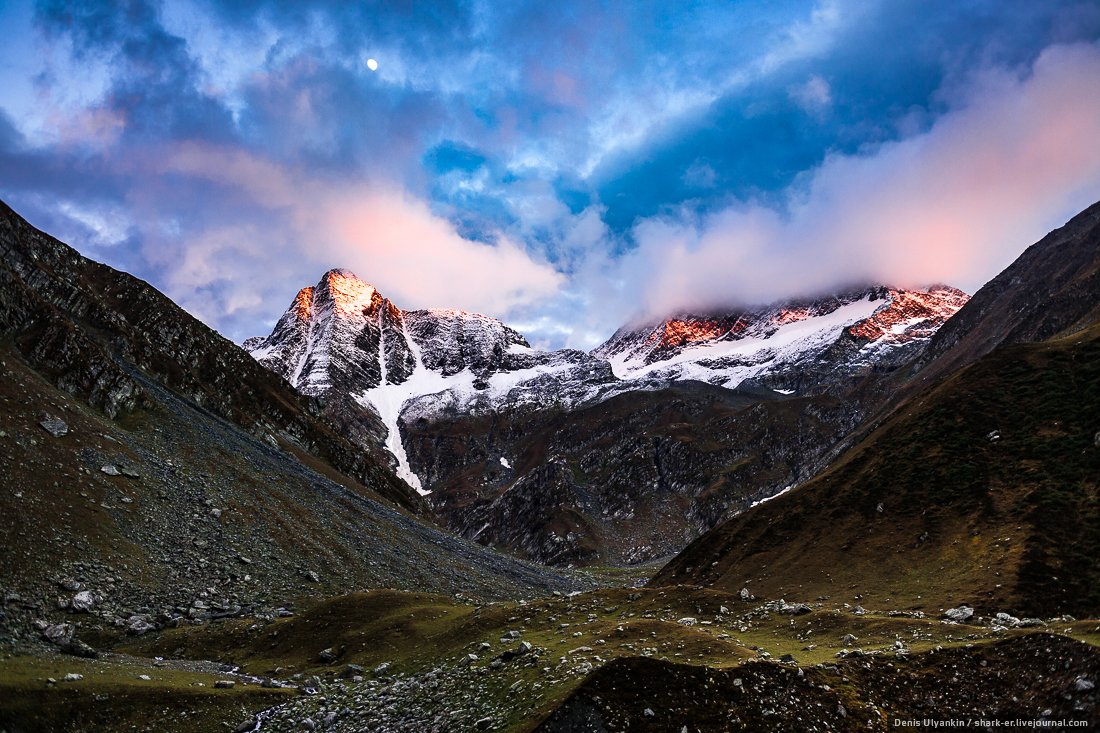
[789,75,832,115]
[597,42,1100,321]
[145,142,564,332]
[4,1,1100,350]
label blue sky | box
[2,1,1100,348]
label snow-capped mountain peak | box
[247,275,967,495]
[245,270,614,493]
[593,285,969,389]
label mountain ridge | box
[651,199,1100,616]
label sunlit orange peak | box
[321,268,379,318]
[659,319,729,348]
[292,286,314,321]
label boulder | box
[942,606,974,623]
[61,639,98,659]
[338,664,364,679]
[126,616,157,636]
[39,416,68,437]
[70,590,98,612]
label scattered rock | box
[70,590,98,612]
[779,602,812,616]
[100,464,121,476]
[1076,677,1095,692]
[993,612,1021,628]
[677,617,697,626]
[127,615,157,636]
[338,664,364,679]
[39,416,68,437]
[373,662,391,676]
[62,673,83,682]
[943,606,974,623]
[840,634,859,645]
[739,588,751,601]
[318,648,337,664]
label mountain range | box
[1,197,1098,732]
[245,272,968,564]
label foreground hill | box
[653,202,1100,617]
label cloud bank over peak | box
[586,42,1100,334]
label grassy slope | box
[652,325,1100,617]
[9,587,1091,732]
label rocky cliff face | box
[594,284,969,393]
[247,274,966,567]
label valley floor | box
[2,586,1097,732]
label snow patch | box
[751,484,795,508]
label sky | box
[2,1,1100,349]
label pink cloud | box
[148,141,563,323]
[608,42,1100,319]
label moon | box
[366,58,378,72]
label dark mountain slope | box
[653,200,1100,616]
[0,343,584,622]
[408,382,868,566]
[0,200,421,514]
[652,322,1100,616]
[916,200,1100,381]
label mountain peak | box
[315,268,381,319]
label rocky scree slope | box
[0,344,589,653]
[0,200,422,514]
